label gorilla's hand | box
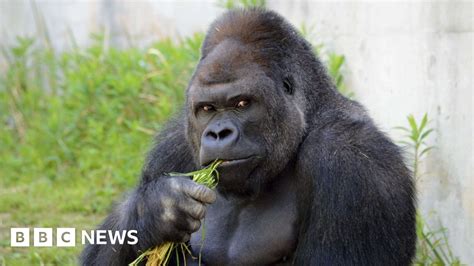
[135,176,216,251]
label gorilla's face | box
[186,40,306,195]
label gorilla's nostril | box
[206,131,218,140]
[218,129,233,139]
[203,123,238,144]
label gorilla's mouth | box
[219,157,254,167]
[211,155,261,194]
[201,156,255,168]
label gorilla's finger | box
[181,233,191,243]
[180,180,217,204]
[180,199,207,220]
[174,214,201,233]
[188,219,201,233]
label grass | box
[0,33,202,265]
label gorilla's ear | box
[283,76,294,95]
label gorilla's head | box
[185,9,317,195]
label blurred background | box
[0,0,472,265]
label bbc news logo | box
[11,228,138,247]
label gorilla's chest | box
[188,182,298,265]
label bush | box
[0,33,203,265]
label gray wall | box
[1,0,472,263]
[0,0,223,50]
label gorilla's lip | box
[219,156,254,167]
[202,156,255,167]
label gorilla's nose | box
[200,120,242,166]
[202,122,239,149]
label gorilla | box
[81,9,416,266]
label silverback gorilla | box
[81,9,416,266]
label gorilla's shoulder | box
[309,97,387,145]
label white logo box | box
[11,228,76,247]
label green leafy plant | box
[415,214,461,266]
[396,114,434,181]
[326,53,354,98]
[396,114,461,265]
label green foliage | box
[217,0,266,9]
[396,113,434,180]
[0,33,203,265]
[326,53,354,98]
[397,114,461,265]
[415,214,461,266]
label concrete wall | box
[0,0,223,50]
[1,0,472,263]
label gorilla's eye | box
[236,100,250,108]
[202,105,215,112]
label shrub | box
[0,33,203,265]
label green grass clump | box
[0,33,203,265]
[396,114,461,265]
[129,160,221,266]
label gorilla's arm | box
[294,117,416,265]
[80,117,197,265]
